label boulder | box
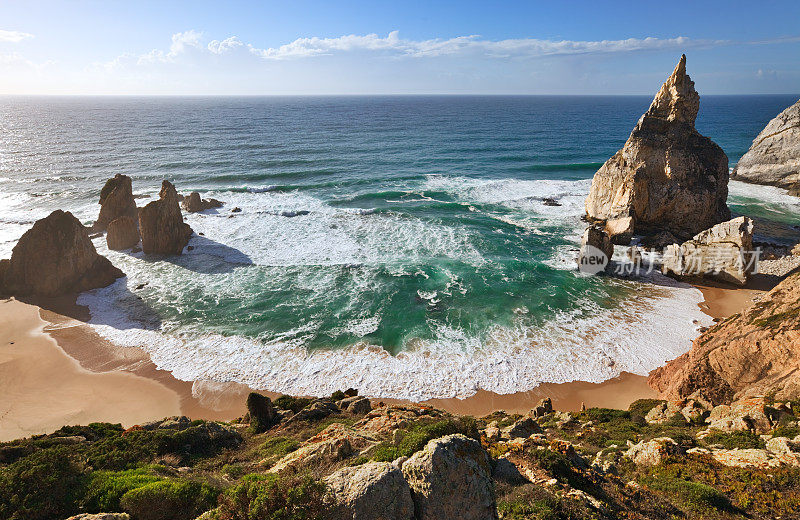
[106,216,140,250]
[138,180,193,255]
[0,210,124,297]
[624,437,682,466]
[182,191,223,213]
[339,396,372,415]
[528,397,553,419]
[500,417,542,439]
[732,98,800,189]
[585,55,729,240]
[92,174,138,232]
[578,226,613,273]
[661,216,755,285]
[649,272,800,403]
[325,461,414,520]
[605,216,634,245]
[268,423,378,474]
[246,393,277,433]
[705,398,777,434]
[283,399,341,425]
[401,434,497,520]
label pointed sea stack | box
[93,174,138,232]
[585,55,730,241]
[138,180,193,255]
[0,210,124,296]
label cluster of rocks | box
[0,175,223,297]
[181,191,223,213]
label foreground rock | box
[649,271,800,403]
[182,191,223,213]
[106,215,140,251]
[0,210,124,297]
[661,216,756,285]
[401,434,497,520]
[138,180,193,255]
[732,98,800,189]
[585,55,729,241]
[625,438,683,466]
[92,174,138,232]
[325,461,414,520]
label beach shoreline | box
[0,279,763,441]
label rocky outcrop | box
[338,396,372,415]
[625,438,683,466]
[732,99,800,189]
[661,216,756,285]
[93,174,138,232]
[138,181,193,255]
[66,514,131,520]
[649,271,800,403]
[246,393,278,434]
[401,434,497,520]
[585,55,730,240]
[0,210,124,297]
[106,216,140,251]
[325,461,414,520]
[182,192,223,213]
[578,226,613,273]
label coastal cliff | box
[585,55,730,240]
[649,270,800,404]
[732,98,800,191]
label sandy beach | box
[0,276,763,441]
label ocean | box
[1,95,799,400]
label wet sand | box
[0,278,763,439]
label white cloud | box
[112,30,723,67]
[0,29,34,43]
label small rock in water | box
[187,245,194,251]
[542,197,561,207]
[135,283,147,290]
[231,207,242,213]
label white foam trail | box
[78,270,711,401]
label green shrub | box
[372,418,479,462]
[330,390,346,401]
[703,430,765,450]
[273,395,313,413]
[641,474,733,513]
[119,480,218,520]
[629,399,664,419]
[215,474,329,520]
[0,446,86,520]
[82,467,164,512]
[262,437,300,458]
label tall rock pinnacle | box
[585,55,730,241]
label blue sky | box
[1,0,799,95]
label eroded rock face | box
[106,216,140,251]
[625,437,683,466]
[578,226,613,272]
[661,216,755,286]
[138,180,193,255]
[585,55,730,240]
[93,174,138,232]
[401,434,497,520]
[182,191,223,213]
[325,461,414,520]
[732,99,800,189]
[649,272,800,404]
[0,210,124,297]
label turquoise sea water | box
[1,95,798,399]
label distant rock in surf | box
[0,210,124,296]
[182,191,224,213]
[585,55,730,241]
[732,98,800,191]
[106,215,140,251]
[138,180,193,255]
[92,174,138,232]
